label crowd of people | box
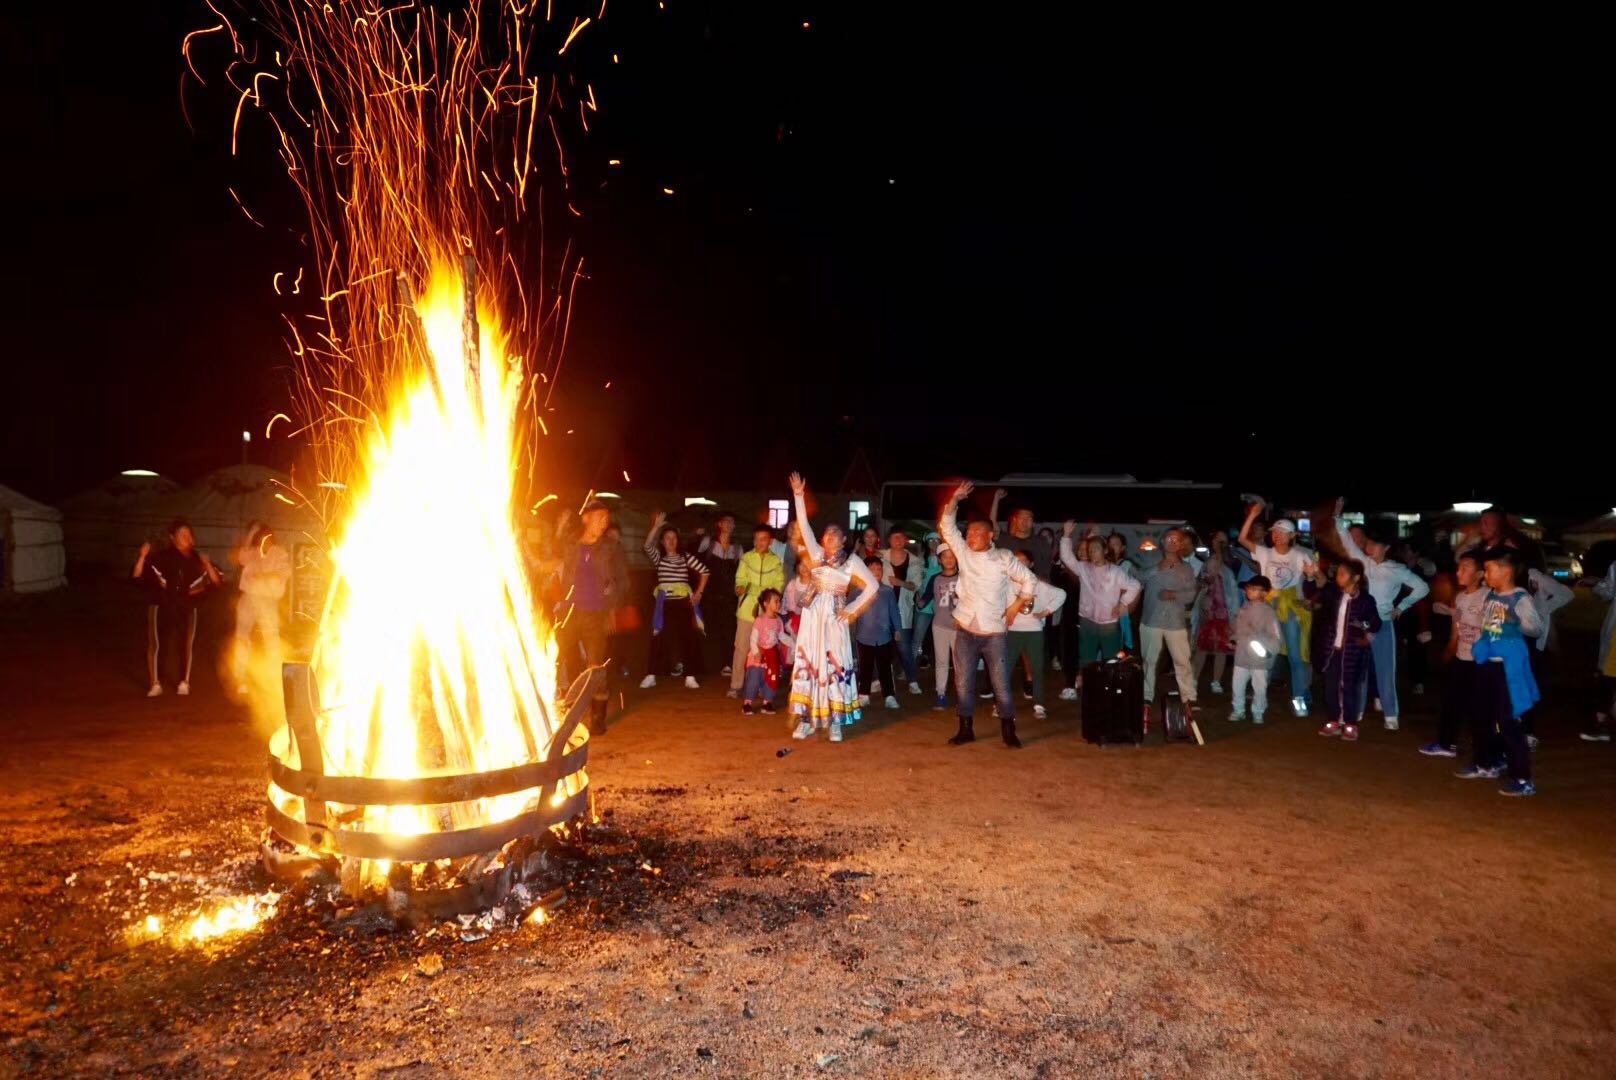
[129,485,1616,800]
[543,481,1616,799]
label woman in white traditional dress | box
[787,472,881,742]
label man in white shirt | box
[1336,502,1430,732]
[938,481,1039,748]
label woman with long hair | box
[786,473,881,742]
[640,512,710,689]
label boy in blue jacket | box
[855,555,904,710]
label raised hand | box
[651,510,667,527]
[951,480,975,504]
[138,541,152,558]
[1062,520,1077,538]
[788,472,806,497]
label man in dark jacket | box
[553,500,629,734]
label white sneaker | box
[870,681,882,695]
[1384,716,1399,732]
[639,674,657,689]
[884,695,900,710]
[829,722,844,742]
[720,665,732,677]
[1058,687,1078,702]
[1292,697,1309,718]
[1253,714,1265,725]
[792,721,813,740]
[1034,704,1047,720]
[177,682,190,697]
[858,694,871,707]
[146,683,164,698]
[725,689,739,699]
[1210,680,1224,695]
[907,681,923,695]
[1052,657,1063,672]
[684,676,700,689]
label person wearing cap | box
[1334,499,1430,733]
[1239,502,1318,716]
[553,500,629,734]
[919,541,962,710]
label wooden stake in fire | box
[461,253,481,411]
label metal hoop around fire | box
[264,663,597,900]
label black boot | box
[587,698,609,736]
[1000,715,1022,749]
[948,716,975,745]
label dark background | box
[1,5,1605,516]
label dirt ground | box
[2,583,1613,1078]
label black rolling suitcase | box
[1081,657,1145,745]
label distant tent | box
[176,465,326,567]
[1,483,68,593]
[59,471,186,570]
[60,466,326,571]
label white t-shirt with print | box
[1253,544,1311,596]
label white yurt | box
[1,483,68,593]
[58,470,185,570]
[176,464,327,567]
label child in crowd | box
[783,558,814,637]
[1315,559,1380,743]
[1463,548,1542,796]
[921,543,962,711]
[741,589,794,715]
[1007,549,1067,720]
[854,554,903,710]
[1420,549,1488,759]
[1230,576,1282,724]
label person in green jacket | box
[729,524,785,694]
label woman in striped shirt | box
[640,511,711,689]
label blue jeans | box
[950,629,1014,722]
[912,611,934,661]
[1356,621,1399,720]
[1279,611,1311,704]
[893,626,919,685]
[741,666,776,704]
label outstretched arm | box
[939,481,973,554]
[989,488,1007,535]
[644,511,666,563]
[1238,502,1263,555]
[789,473,822,568]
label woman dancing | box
[787,472,881,742]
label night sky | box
[2,5,1606,518]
